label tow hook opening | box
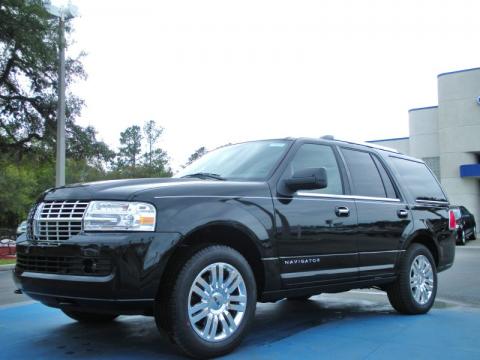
[83,259,97,274]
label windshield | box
[175,140,292,181]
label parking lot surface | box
[2,243,480,359]
[1,293,480,360]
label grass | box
[0,258,16,265]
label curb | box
[0,264,15,271]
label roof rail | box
[320,135,335,140]
[319,136,400,154]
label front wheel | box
[458,229,467,246]
[62,310,119,323]
[158,245,257,358]
[387,244,437,314]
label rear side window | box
[341,148,387,198]
[372,156,397,199]
[389,157,446,201]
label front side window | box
[284,143,343,195]
[175,140,292,181]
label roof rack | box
[320,135,335,140]
[319,135,400,154]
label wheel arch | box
[403,231,440,267]
[156,221,266,302]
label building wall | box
[408,106,441,179]
[367,137,410,155]
[437,69,480,222]
[408,106,439,158]
[368,67,480,225]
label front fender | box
[153,196,276,258]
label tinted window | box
[372,156,397,198]
[341,148,387,198]
[389,157,446,201]
[285,144,343,195]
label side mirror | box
[284,167,328,192]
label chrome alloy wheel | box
[188,262,247,342]
[409,255,434,305]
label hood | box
[41,177,271,202]
[42,178,199,201]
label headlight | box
[83,201,156,232]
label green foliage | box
[143,120,163,167]
[0,159,38,226]
[0,2,174,228]
[1,0,79,156]
[117,125,142,169]
[113,121,171,178]
[186,146,207,166]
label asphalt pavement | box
[1,241,479,359]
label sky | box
[67,0,480,171]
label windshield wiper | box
[181,172,226,181]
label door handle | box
[336,206,350,217]
[397,209,409,218]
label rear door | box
[339,147,411,279]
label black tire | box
[286,295,312,301]
[470,226,477,240]
[156,245,257,359]
[386,244,437,315]
[459,230,467,246]
[61,309,119,323]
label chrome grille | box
[33,201,89,242]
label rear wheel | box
[386,243,437,314]
[62,310,119,323]
[156,245,257,358]
[470,226,477,240]
[459,230,467,245]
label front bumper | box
[13,232,182,314]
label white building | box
[368,67,480,222]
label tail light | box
[448,210,456,230]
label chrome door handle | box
[397,209,408,218]
[336,207,350,217]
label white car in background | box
[16,220,27,237]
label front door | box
[273,143,359,287]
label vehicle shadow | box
[29,295,396,359]
[243,295,395,347]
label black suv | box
[14,137,456,358]
[452,205,477,245]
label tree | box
[0,0,89,158]
[139,148,171,177]
[117,125,142,170]
[0,0,119,229]
[143,120,163,167]
[186,146,207,166]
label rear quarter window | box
[389,157,446,201]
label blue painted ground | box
[1,294,479,359]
